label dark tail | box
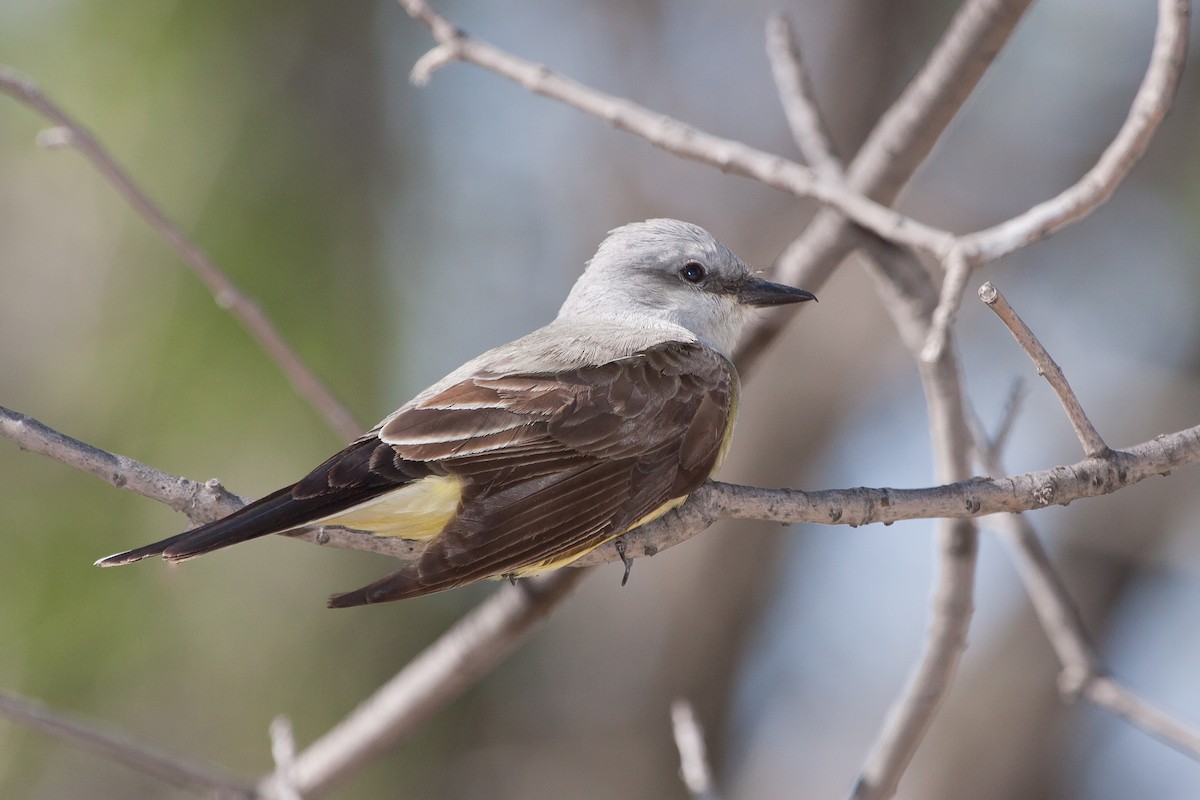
[95,486,303,567]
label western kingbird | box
[97,219,815,606]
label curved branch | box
[0,67,363,441]
[0,691,253,799]
[920,0,1190,356]
[0,405,244,521]
[962,0,1189,262]
[395,0,958,259]
[258,570,586,799]
[765,13,842,179]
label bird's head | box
[557,219,816,356]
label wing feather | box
[329,342,735,605]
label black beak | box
[736,276,817,307]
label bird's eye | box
[680,261,707,284]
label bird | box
[96,219,815,606]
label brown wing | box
[327,341,735,606]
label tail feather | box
[96,486,303,567]
[161,487,301,562]
[94,529,194,567]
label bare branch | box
[988,379,1026,464]
[578,425,1200,569]
[1083,676,1200,759]
[394,0,958,259]
[979,282,1110,458]
[671,699,721,800]
[6,403,1197,570]
[0,404,244,523]
[962,0,1190,263]
[920,245,973,363]
[994,512,1200,763]
[757,24,1015,779]
[0,67,363,441]
[848,332,979,800]
[258,570,587,799]
[267,717,301,800]
[845,0,1035,203]
[0,691,253,799]
[973,417,1200,762]
[993,515,1102,684]
[765,13,842,179]
[736,0,1035,374]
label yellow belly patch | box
[313,475,463,540]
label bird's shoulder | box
[371,321,735,459]
[378,319,731,423]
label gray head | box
[557,219,815,356]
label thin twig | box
[962,0,1190,263]
[973,416,1200,762]
[920,245,973,363]
[916,0,1190,354]
[992,515,1101,686]
[0,691,254,799]
[993,512,1200,764]
[979,282,1110,458]
[765,13,842,179]
[988,379,1026,464]
[1083,677,1200,759]
[849,339,978,800]
[258,570,587,799]
[0,67,363,441]
[671,699,720,800]
[0,405,244,522]
[395,0,958,260]
[268,717,301,800]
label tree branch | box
[670,699,721,800]
[6,404,1198,572]
[994,514,1200,760]
[961,0,1190,263]
[577,422,1200,565]
[395,0,958,260]
[980,282,1110,457]
[1082,676,1200,758]
[764,13,842,179]
[257,570,586,799]
[0,67,363,442]
[0,405,244,522]
[736,0,1036,374]
[970,398,1200,762]
[0,691,254,799]
[918,0,1190,358]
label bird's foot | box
[614,537,633,586]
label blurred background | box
[2,0,1199,798]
